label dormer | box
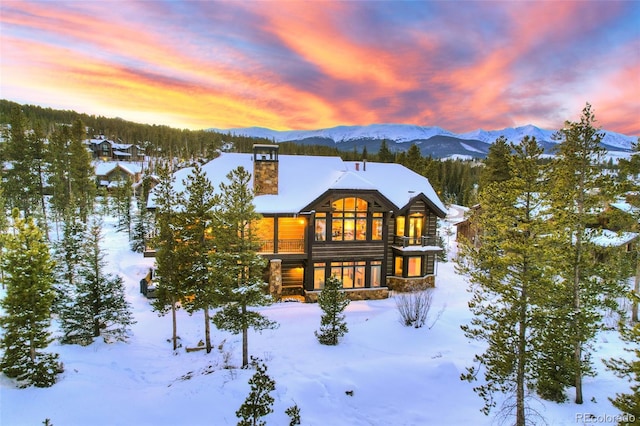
[253,144,279,195]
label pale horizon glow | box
[1,1,638,135]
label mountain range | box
[212,124,637,159]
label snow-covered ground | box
[0,207,632,426]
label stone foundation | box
[304,287,389,303]
[386,275,435,292]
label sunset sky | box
[1,1,639,135]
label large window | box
[371,261,382,287]
[331,198,368,241]
[316,260,382,289]
[314,262,326,290]
[394,257,403,276]
[395,214,424,245]
[331,261,366,288]
[393,255,426,278]
[315,213,326,241]
[372,212,383,240]
[407,257,422,277]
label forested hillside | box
[0,100,482,205]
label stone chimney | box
[253,144,279,195]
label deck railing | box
[394,235,439,247]
[258,239,305,254]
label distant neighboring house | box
[591,229,638,279]
[87,136,145,161]
[94,161,143,190]
[132,174,160,198]
[147,144,447,301]
[455,204,481,247]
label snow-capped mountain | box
[214,124,457,144]
[212,124,636,159]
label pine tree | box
[130,197,151,253]
[285,404,301,426]
[405,143,424,174]
[151,162,188,350]
[59,219,134,345]
[480,136,512,189]
[210,167,277,368]
[0,186,8,288]
[0,209,61,387]
[377,139,394,163]
[315,275,350,346]
[236,357,276,426]
[179,163,217,353]
[457,137,556,425]
[113,175,133,236]
[3,106,42,218]
[68,119,96,222]
[546,104,624,404]
[618,139,640,322]
[604,320,640,423]
[52,215,86,314]
[47,125,73,221]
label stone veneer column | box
[269,259,282,301]
[253,161,279,195]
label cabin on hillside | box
[94,161,143,190]
[146,144,447,302]
[87,136,145,162]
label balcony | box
[258,239,305,254]
[393,235,439,248]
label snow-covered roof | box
[148,153,446,216]
[590,229,638,247]
[610,201,639,217]
[93,161,143,176]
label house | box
[94,161,143,190]
[147,144,447,302]
[455,204,481,247]
[87,136,145,161]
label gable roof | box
[148,153,446,216]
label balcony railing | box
[258,239,305,254]
[394,235,439,247]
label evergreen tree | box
[179,163,217,353]
[59,219,134,345]
[52,215,86,314]
[405,143,424,174]
[210,167,277,368]
[30,123,49,237]
[457,137,555,424]
[618,139,640,322]
[130,197,151,253]
[480,136,512,189]
[546,103,624,404]
[0,186,8,287]
[151,162,188,350]
[377,139,394,163]
[236,357,276,426]
[68,119,95,222]
[113,175,133,236]
[285,405,301,426]
[3,106,41,218]
[315,275,350,346]
[47,125,73,221]
[604,320,640,423]
[0,209,61,387]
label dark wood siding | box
[312,242,385,260]
[426,211,438,236]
